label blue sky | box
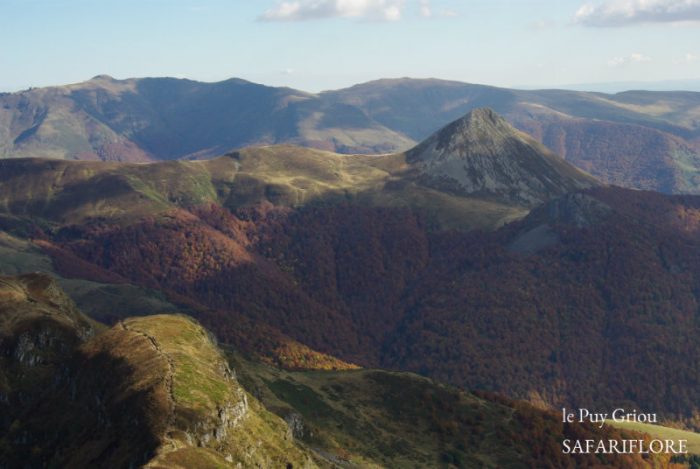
[1,0,699,92]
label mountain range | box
[3,103,700,467]
[2,75,700,194]
[0,109,697,410]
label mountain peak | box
[463,106,500,123]
[409,108,521,159]
[90,74,116,81]
[406,108,599,206]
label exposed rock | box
[406,108,598,206]
[285,412,305,440]
[0,277,316,469]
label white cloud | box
[259,0,405,22]
[673,52,699,64]
[419,0,432,17]
[575,0,700,26]
[607,52,652,67]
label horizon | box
[2,0,700,93]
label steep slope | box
[0,274,677,468]
[405,108,598,205]
[229,352,671,469]
[382,187,700,427]
[21,181,700,428]
[0,274,317,468]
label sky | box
[1,0,700,93]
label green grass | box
[228,352,538,468]
[0,144,530,231]
[122,315,318,468]
[124,315,231,411]
[609,421,700,455]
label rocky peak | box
[406,108,599,206]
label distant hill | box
[326,79,700,194]
[0,75,413,161]
[2,76,700,193]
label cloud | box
[419,0,432,18]
[259,0,405,22]
[575,0,700,26]
[673,52,699,64]
[607,53,652,66]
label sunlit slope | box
[0,276,318,468]
[0,143,530,231]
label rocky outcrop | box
[0,277,316,469]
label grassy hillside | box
[609,421,700,455]
[229,352,673,468]
[0,277,318,468]
[0,143,528,231]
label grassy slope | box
[228,352,668,469]
[609,421,700,455]
[0,284,318,469]
[120,315,317,469]
[229,351,509,468]
[0,145,526,231]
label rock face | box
[0,273,95,381]
[406,108,599,206]
[0,275,316,469]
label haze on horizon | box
[2,0,700,93]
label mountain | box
[326,79,700,194]
[3,76,700,194]
[0,75,412,161]
[405,108,597,205]
[0,273,675,468]
[3,108,700,436]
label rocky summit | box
[406,108,598,206]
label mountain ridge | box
[0,273,677,468]
[3,75,700,194]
